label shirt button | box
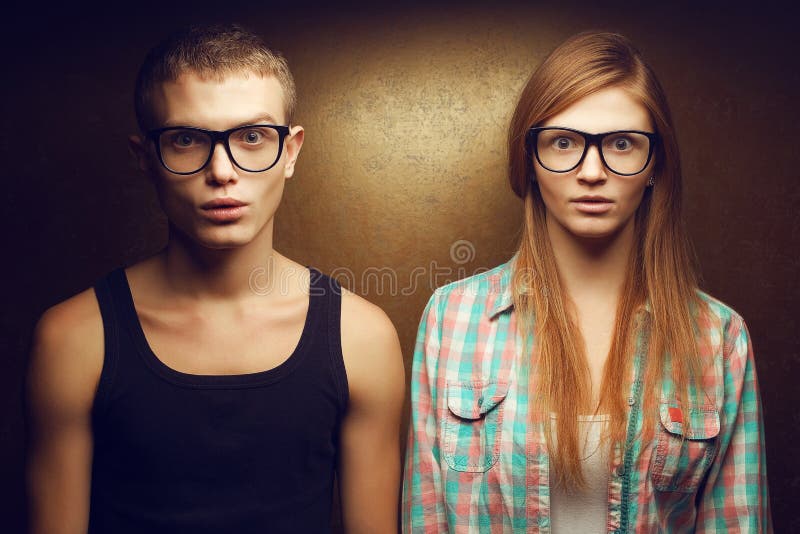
[615,466,625,476]
[627,396,635,406]
[477,396,484,407]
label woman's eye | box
[555,137,572,149]
[613,137,632,150]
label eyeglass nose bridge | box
[203,130,238,172]
[574,131,610,172]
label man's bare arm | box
[338,291,405,533]
[27,289,103,534]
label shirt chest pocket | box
[650,401,720,493]
[442,381,509,473]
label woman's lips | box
[572,199,613,214]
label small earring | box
[647,176,655,187]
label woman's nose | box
[576,145,608,182]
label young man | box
[26,25,405,533]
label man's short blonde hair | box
[134,24,296,132]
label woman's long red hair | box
[508,32,709,490]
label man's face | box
[132,71,303,250]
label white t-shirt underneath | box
[549,415,610,533]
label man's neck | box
[546,217,635,306]
[158,219,286,303]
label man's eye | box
[243,130,263,143]
[168,131,203,148]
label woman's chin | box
[565,222,627,243]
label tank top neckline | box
[113,266,323,389]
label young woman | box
[402,32,771,532]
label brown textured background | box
[2,2,797,532]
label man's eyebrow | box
[161,114,282,129]
[231,114,281,127]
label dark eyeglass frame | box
[527,126,659,176]
[146,124,291,175]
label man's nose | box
[576,145,607,182]
[205,142,237,184]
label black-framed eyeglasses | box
[527,126,658,176]
[146,124,291,175]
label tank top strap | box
[309,267,349,412]
[91,267,130,417]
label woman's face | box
[533,86,655,243]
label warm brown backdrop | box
[2,2,797,532]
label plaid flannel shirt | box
[402,260,771,533]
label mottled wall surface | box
[2,3,797,532]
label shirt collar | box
[487,259,515,319]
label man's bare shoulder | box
[34,288,103,356]
[340,289,398,352]
[339,289,404,402]
[29,287,104,412]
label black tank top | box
[88,267,348,534]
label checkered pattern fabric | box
[402,260,771,533]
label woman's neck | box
[546,216,635,306]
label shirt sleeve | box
[402,292,448,533]
[695,314,773,532]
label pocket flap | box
[658,401,720,439]
[447,381,509,420]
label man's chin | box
[171,226,254,250]
[196,235,252,250]
[201,241,244,250]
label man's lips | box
[200,198,249,223]
[201,198,248,209]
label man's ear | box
[283,125,305,179]
[128,134,152,174]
